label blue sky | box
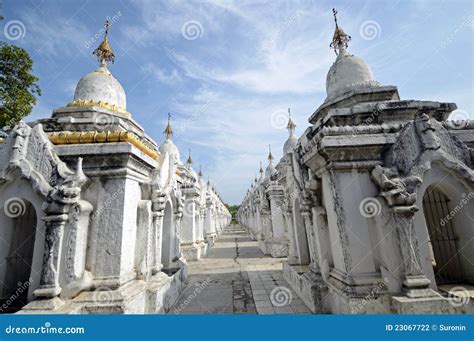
[2,0,473,204]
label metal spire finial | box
[267,144,274,163]
[287,108,296,131]
[93,19,115,66]
[329,8,351,55]
[164,112,173,139]
[187,148,193,166]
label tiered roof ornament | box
[287,108,296,136]
[267,144,274,164]
[164,113,173,139]
[329,8,351,55]
[93,19,115,66]
[187,148,193,167]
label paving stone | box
[169,225,312,315]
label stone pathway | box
[169,224,310,314]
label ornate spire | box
[254,173,258,183]
[93,19,115,66]
[259,161,264,174]
[267,144,274,163]
[198,165,202,177]
[287,108,296,136]
[186,148,193,167]
[164,112,173,139]
[329,8,351,55]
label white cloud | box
[141,63,183,85]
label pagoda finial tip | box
[164,112,173,139]
[93,19,115,66]
[329,8,351,55]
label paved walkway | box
[169,224,310,314]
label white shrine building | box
[238,10,474,314]
[0,21,230,314]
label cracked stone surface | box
[169,224,311,314]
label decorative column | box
[151,191,166,275]
[180,187,201,261]
[371,165,436,298]
[301,192,320,274]
[283,196,299,265]
[204,198,216,242]
[265,183,289,258]
[34,210,68,298]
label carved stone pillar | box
[181,187,202,261]
[394,210,433,298]
[301,195,319,274]
[371,165,436,298]
[34,211,68,298]
[283,196,299,265]
[151,192,166,275]
[265,184,289,257]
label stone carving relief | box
[0,122,90,299]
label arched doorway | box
[422,186,465,284]
[161,201,175,270]
[292,199,310,265]
[0,199,37,313]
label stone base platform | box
[283,262,326,313]
[259,238,289,258]
[19,265,187,314]
[391,295,474,314]
[181,243,202,261]
[181,240,212,261]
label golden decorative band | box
[0,137,4,144]
[48,131,158,160]
[67,99,131,118]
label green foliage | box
[225,204,240,220]
[0,42,41,128]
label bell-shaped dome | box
[73,65,127,111]
[326,50,379,99]
[159,138,180,163]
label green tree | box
[0,42,41,128]
[225,204,240,222]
